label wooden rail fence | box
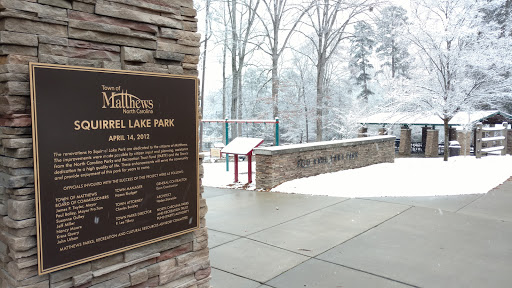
[475,122,509,158]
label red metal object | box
[234,154,239,182]
[221,137,264,184]
[248,153,252,183]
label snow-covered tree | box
[303,0,379,141]
[375,5,411,79]
[402,0,512,161]
[481,0,512,38]
[349,21,376,103]
[198,0,213,150]
[481,0,512,113]
[280,46,319,143]
[228,0,261,138]
[242,67,272,119]
[329,101,374,139]
[254,0,311,119]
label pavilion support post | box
[248,153,253,183]
[358,126,368,138]
[399,127,412,156]
[378,128,388,135]
[421,126,428,152]
[234,154,239,182]
[425,129,439,157]
[457,130,472,156]
[448,127,457,141]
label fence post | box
[275,117,280,146]
[476,122,483,159]
[502,122,508,156]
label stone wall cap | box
[254,135,396,155]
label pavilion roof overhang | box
[360,110,512,127]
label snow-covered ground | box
[202,156,512,198]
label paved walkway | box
[204,179,512,288]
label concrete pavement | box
[204,180,512,288]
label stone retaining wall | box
[254,136,395,190]
[0,1,210,287]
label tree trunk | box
[301,82,309,143]
[271,0,279,119]
[237,68,243,137]
[222,1,228,144]
[391,39,395,78]
[362,60,368,103]
[272,54,279,118]
[316,56,325,142]
[443,118,450,161]
[502,0,511,37]
[230,73,238,139]
[199,0,210,152]
[230,0,238,140]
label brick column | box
[425,129,439,157]
[398,128,412,156]
[457,130,472,156]
[358,126,368,138]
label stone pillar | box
[358,126,368,138]
[425,129,439,157]
[508,129,512,155]
[398,128,412,156]
[378,128,388,135]
[0,1,211,288]
[457,130,472,156]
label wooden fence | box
[475,122,509,158]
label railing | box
[475,122,509,158]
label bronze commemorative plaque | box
[29,63,199,274]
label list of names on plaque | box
[50,144,192,252]
[30,63,199,274]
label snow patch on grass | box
[203,156,512,198]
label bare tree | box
[253,0,312,119]
[281,46,316,143]
[221,0,229,143]
[199,0,212,151]
[302,0,378,141]
[227,0,261,138]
